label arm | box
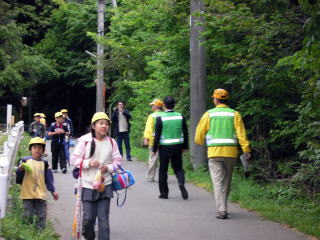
[106,138,123,172]
[70,141,91,168]
[143,114,153,144]
[182,116,189,150]
[41,124,46,138]
[16,158,27,184]
[234,111,251,153]
[152,117,162,153]
[123,110,132,120]
[28,122,34,135]
[44,162,55,192]
[48,124,56,136]
[111,111,118,122]
[194,112,210,145]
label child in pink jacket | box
[71,112,122,240]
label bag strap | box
[115,188,127,207]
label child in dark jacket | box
[16,137,59,230]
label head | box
[34,113,41,122]
[55,112,64,123]
[40,113,46,119]
[212,89,229,106]
[61,109,68,118]
[117,101,125,110]
[149,99,163,111]
[29,137,45,159]
[163,96,175,110]
[89,112,111,158]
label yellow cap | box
[29,137,46,146]
[61,109,68,113]
[212,89,229,99]
[55,112,63,118]
[91,112,111,124]
[34,113,41,117]
[148,99,163,107]
[40,113,46,118]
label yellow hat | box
[55,112,63,118]
[34,113,41,117]
[149,99,163,107]
[40,113,46,118]
[212,89,229,99]
[29,137,46,146]
[91,112,111,124]
[61,109,68,113]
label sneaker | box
[216,211,228,219]
[127,158,132,161]
[53,170,58,173]
[147,178,155,182]
[62,168,67,174]
[179,185,188,200]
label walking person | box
[152,96,189,200]
[111,101,132,161]
[71,112,122,240]
[143,99,164,182]
[195,88,251,219]
[29,113,46,138]
[16,137,59,230]
[48,112,69,173]
[61,109,73,164]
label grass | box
[0,133,59,240]
[131,146,320,239]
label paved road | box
[46,142,311,240]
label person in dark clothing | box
[29,113,46,138]
[111,101,132,161]
[152,96,189,200]
[48,112,69,173]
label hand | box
[118,107,124,112]
[89,160,100,168]
[52,192,59,200]
[151,152,157,156]
[99,166,109,174]
[143,139,149,146]
[18,165,24,171]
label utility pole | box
[190,0,207,168]
[96,0,105,112]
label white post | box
[6,104,12,133]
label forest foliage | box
[0,0,320,198]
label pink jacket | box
[71,133,122,188]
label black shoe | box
[216,211,228,219]
[127,158,132,161]
[159,195,168,199]
[62,168,67,174]
[179,185,188,200]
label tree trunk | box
[190,0,207,168]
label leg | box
[64,140,70,164]
[59,143,67,172]
[158,150,170,198]
[51,143,59,171]
[82,201,98,240]
[34,199,47,230]
[23,199,35,224]
[208,157,227,213]
[123,132,131,160]
[97,198,111,240]
[224,158,236,203]
[116,133,124,157]
[146,147,158,181]
[171,150,188,200]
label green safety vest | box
[151,110,165,136]
[206,107,237,147]
[159,111,184,145]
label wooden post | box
[190,0,207,168]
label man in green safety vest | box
[152,96,189,200]
[195,89,251,219]
[143,99,165,182]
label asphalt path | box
[45,141,311,240]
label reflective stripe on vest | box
[206,107,237,147]
[160,112,184,146]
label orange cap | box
[148,99,163,107]
[212,89,229,99]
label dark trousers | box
[116,132,131,160]
[23,199,47,230]
[158,146,185,197]
[82,198,111,240]
[51,142,66,170]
